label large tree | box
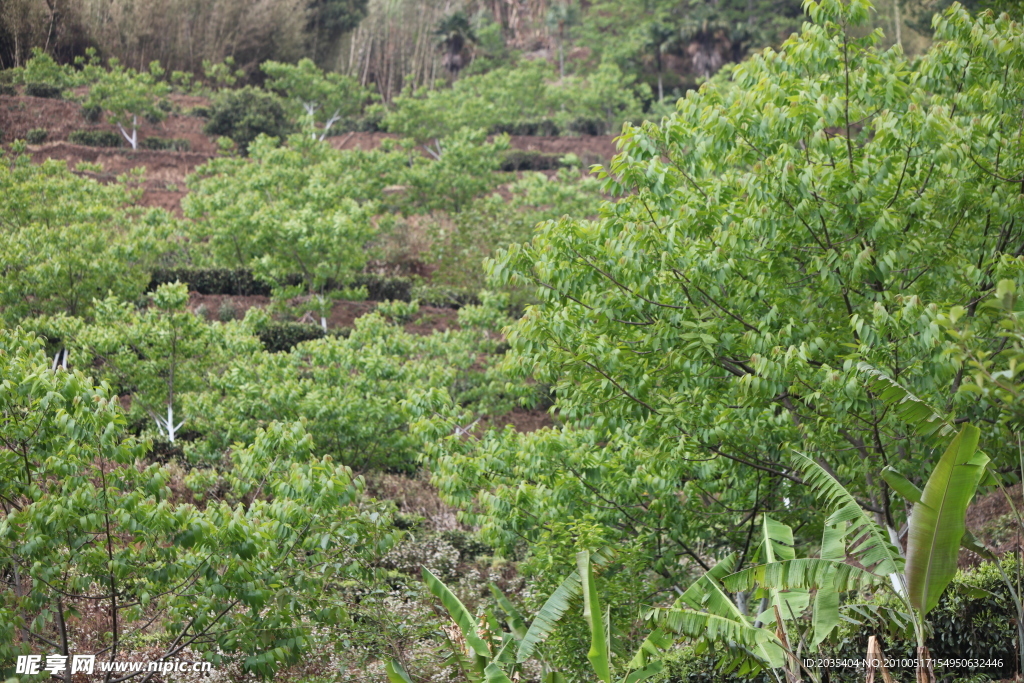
[421,0,1024,598]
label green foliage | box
[24,127,46,144]
[257,321,330,352]
[400,128,508,213]
[0,153,162,322]
[52,282,261,442]
[490,119,561,136]
[181,309,514,471]
[18,47,79,90]
[149,267,415,303]
[68,129,123,147]
[425,168,605,294]
[183,136,378,293]
[23,81,62,98]
[905,425,987,617]
[500,150,567,172]
[262,58,368,140]
[431,0,1024,604]
[83,59,172,149]
[150,267,275,296]
[832,557,1019,680]
[384,60,646,142]
[141,136,191,151]
[0,328,397,677]
[203,86,292,153]
[81,102,103,122]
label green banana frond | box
[795,453,904,577]
[906,423,987,616]
[516,547,614,663]
[386,659,414,683]
[722,558,882,594]
[490,584,528,640]
[422,566,491,660]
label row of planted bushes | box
[148,268,479,309]
[489,116,609,137]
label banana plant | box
[858,366,996,683]
[394,566,519,683]
[794,422,988,683]
[392,549,666,683]
[574,551,665,683]
[635,552,790,680]
[721,516,886,682]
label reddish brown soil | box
[961,482,1024,567]
[2,93,216,152]
[477,408,555,434]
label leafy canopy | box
[423,0,1024,606]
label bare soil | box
[962,482,1024,567]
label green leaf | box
[960,529,997,561]
[517,547,614,663]
[623,661,664,683]
[483,662,514,683]
[858,363,954,438]
[386,659,414,683]
[881,466,923,504]
[422,566,491,659]
[811,523,847,647]
[578,551,611,683]
[490,584,528,640]
[906,423,988,615]
[795,453,904,577]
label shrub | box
[148,268,274,296]
[256,322,326,352]
[828,558,1019,681]
[187,106,212,119]
[0,83,16,96]
[411,284,478,309]
[203,86,291,153]
[352,273,412,302]
[141,137,191,152]
[217,299,237,322]
[149,268,414,301]
[565,116,606,136]
[24,82,62,99]
[25,128,47,144]
[81,103,103,122]
[499,150,563,172]
[68,130,123,147]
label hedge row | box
[257,323,352,353]
[141,137,191,152]
[500,150,568,172]
[24,82,62,99]
[68,129,122,147]
[148,268,416,302]
[489,116,609,137]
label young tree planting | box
[262,58,367,140]
[84,59,171,149]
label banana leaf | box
[905,423,987,615]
